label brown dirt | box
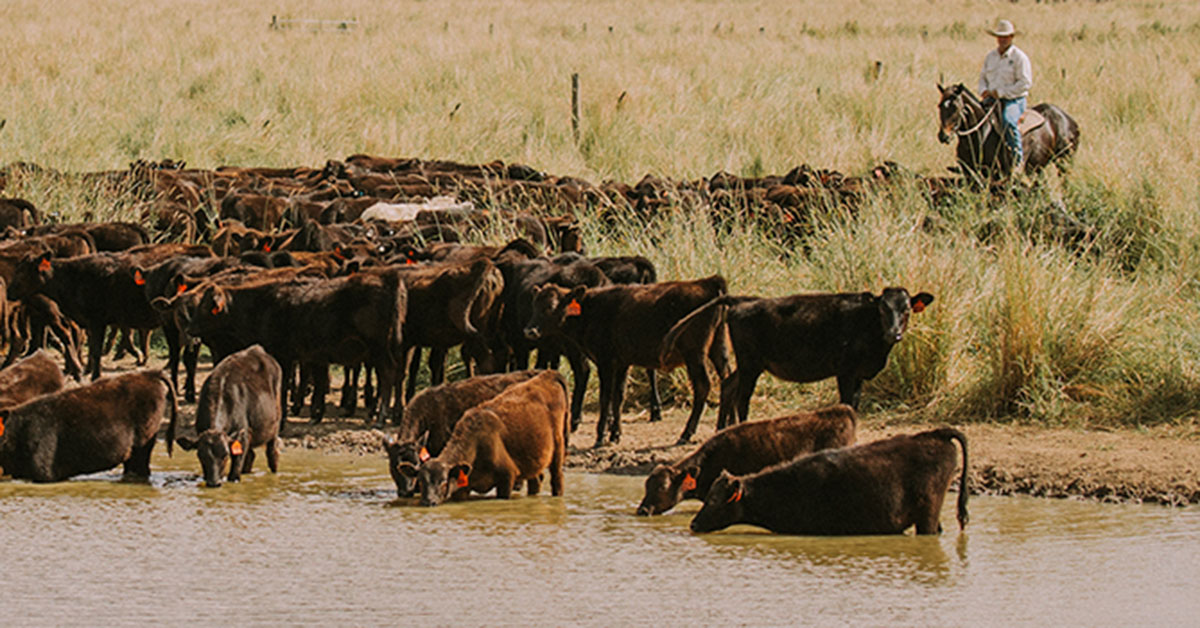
[134,352,1198,506]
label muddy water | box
[2,450,1198,626]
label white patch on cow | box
[360,196,474,222]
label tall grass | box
[3,0,1200,427]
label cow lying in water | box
[690,427,969,535]
[383,370,541,496]
[636,405,857,516]
[0,370,177,482]
[398,370,569,506]
[175,345,283,488]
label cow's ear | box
[725,477,744,504]
[397,463,419,478]
[566,284,587,304]
[911,292,934,313]
[176,436,197,451]
[150,296,174,313]
[34,251,53,274]
[416,431,429,449]
[451,463,472,488]
[680,466,700,492]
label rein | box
[956,100,999,137]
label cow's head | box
[878,288,934,345]
[382,431,429,498]
[637,463,700,516]
[690,471,745,534]
[524,284,587,341]
[9,250,54,300]
[176,428,248,488]
[399,456,471,507]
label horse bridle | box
[941,89,999,140]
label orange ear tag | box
[727,487,742,504]
[912,300,926,314]
[38,258,52,272]
[230,441,244,456]
[418,447,431,463]
[0,416,6,439]
[565,299,582,317]
[681,473,697,492]
[211,301,223,315]
[405,258,416,266]
[333,248,346,260]
[455,469,469,488]
[176,282,189,296]
[262,244,272,252]
[133,270,146,286]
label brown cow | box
[661,287,933,426]
[0,369,178,482]
[0,198,40,231]
[637,405,857,516]
[523,275,730,447]
[382,370,541,496]
[0,350,66,410]
[175,345,282,488]
[690,427,969,536]
[399,370,569,506]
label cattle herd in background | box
[0,155,968,536]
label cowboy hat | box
[987,19,1016,37]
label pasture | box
[2,0,1199,427]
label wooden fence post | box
[571,73,581,144]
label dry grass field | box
[2,0,1199,429]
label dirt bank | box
[270,404,1200,507]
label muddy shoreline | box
[272,406,1200,507]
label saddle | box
[1018,109,1045,135]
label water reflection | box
[1,449,1198,625]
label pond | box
[1,449,1197,625]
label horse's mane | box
[950,83,982,107]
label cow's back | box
[469,370,568,480]
[402,370,541,454]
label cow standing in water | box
[175,345,282,488]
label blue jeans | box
[1000,97,1026,166]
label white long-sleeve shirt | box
[977,45,1032,100]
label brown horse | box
[937,83,1080,183]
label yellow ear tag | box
[230,441,244,456]
[565,299,582,317]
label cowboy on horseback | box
[978,19,1032,172]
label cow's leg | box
[716,372,738,430]
[550,438,565,497]
[182,342,199,404]
[494,469,515,499]
[734,364,764,424]
[86,322,106,380]
[277,359,293,436]
[837,374,864,409]
[136,328,151,365]
[310,365,330,424]
[405,346,424,401]
[526,474,542,496]
[241,447,257,473]
[677,358,711,445]
[163,323,183,399]
[594,362,616,448]
[288,364,306,416]
[375,364,398,427]
[565,348,589,432]
[363,366,376,414]
[428,346,448,387]
[266,438,280,473]
[227,451,245,483]
[609,364,630,444]
[123,439,154,478]
[340,364,358,416]
[646,368,663,422]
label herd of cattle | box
[0,154,969,536]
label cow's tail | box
[386,270,407,370]
[658,295,732,367]
[931,427,969,530]
[156,370,179,457]
[550,370,571,450]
